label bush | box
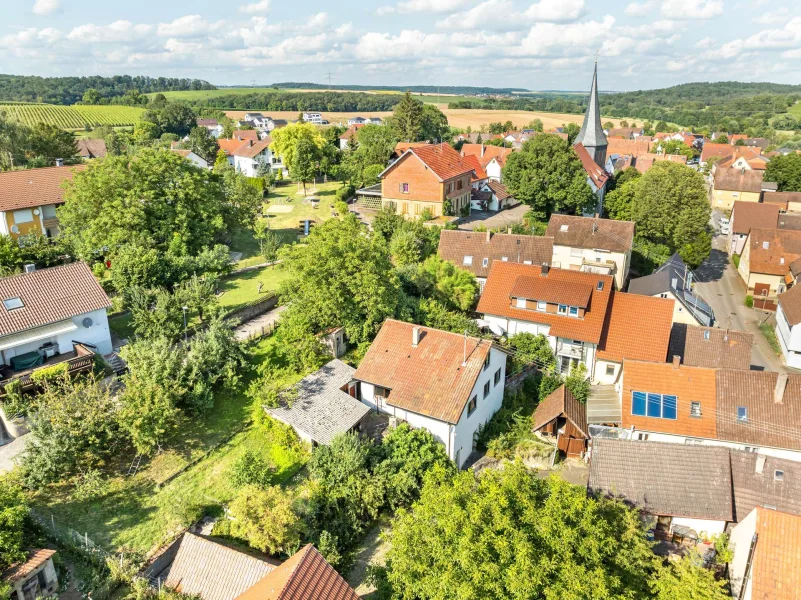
[228,485,303,556]
[745,294,754,308]
[230,451,274,488]
[335,201,349,217]
[420,208,434,222]
[732,254,741,269]
[1,380,30,418]
[335,184,355,203]
[29,362,69,384]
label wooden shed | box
[532,385,589,458]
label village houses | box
[712,167,765,210]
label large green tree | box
[765,152,801,192]
[651,554,729,600]
[380,464,655,599]
[419,104,449,143]
[502,134,596,219]
[278,215,401,346]
[59,149,237,258]
[0,476,28,572]
[187,126,219,163]
[392,92,424,142]
[290,135,321,196]
[270,122,326,172]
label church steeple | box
[575,61,607,169]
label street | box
[692,212,787,372]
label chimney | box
[507,226,512,235]
[23,263,35,273]
[672,355,681,369]
[55,158,64,167]
[541,263,550,276]
[481,144,485,157]
[774,373,788,404]
[412,326,421,347]
[485,230,491,242]
[755,454,766,475]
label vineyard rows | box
[0,104,144,129]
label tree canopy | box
[270,122,327,173]
[765,153,801,192]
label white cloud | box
[379,0,469,15]
[695,36,715,48]
[624,1,654,17]
[239,0,270,14]
[524,0,585,23]
[67,21,153,43]
[437,0,515,30]
[157,15,223,38]
[32,0,60,16]
[517,16,615,57]
[660,0,724,20]
[754,8,789,25]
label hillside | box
[269,83,529,94]
[0,103,144,129]
[0,74,215,105]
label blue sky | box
[0,0,799,91]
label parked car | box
[719,217,730,235]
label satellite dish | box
[82,317,93,328]
[33,209,40,216]
[10,225,18,234]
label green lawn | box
[32,338,309,554]
[217,266,291,313]
[789,102,801,119]
[108,313,135,341]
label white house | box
[470,180,516,212]
[776,284,801,369]
[545,214,634,290]
[477,261,614,376]
[196,119,224,138]
[302,112,324,125]
[232,139,286,178]
[170,149,209,169]
[347,117,366,126]
[0,262,112,396]
[352,320,507,468]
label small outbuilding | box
[3,549,58,600]
[265,359,370,446]
[532,385,589,458]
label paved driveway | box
[692,226,786,372]
[457,204,529,230]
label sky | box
[0,0,800,91]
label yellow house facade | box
[712,166,764,211]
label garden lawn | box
[31,337,308,555]
[217,266,291,313]
[108,313,135,341]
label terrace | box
[0,343,95,396]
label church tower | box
[575,62,607,169]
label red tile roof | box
[460,153,488,181]
[573,143,610,189]
[714,166,764,193]
[338,124,364,141]
[546,214,634,254]
[597,292,673,363]
[0,262,111,337]
[232,130,260,142]
[405,143,475,181]
[634,152,687,174]
[233,138,272,159]
[353,320,493,424]
[750,508,801,600]
[234,545,358,600]
[0,165,87,212]
[460,144,513,168]
[702,143,735,163]
[486,180,511,200]
[76,139,107,159]
[745,228,801,276]
[731,202,780,235]
[218,138,249,156]
[510,276,593,308]
[779,283,801,326]
[606,138,652,158]
[437,230,553,278]
[2,549,56,584]
[477,262,613,344]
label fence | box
[226,293,278,325]
[31,510,118,564]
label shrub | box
[228,485,303,556]
[230,451,274,488]
[29,362,69,384]
[335,201,349,217]
[745,295,754,308]
[420,208,434,222]
[1,380,30,418]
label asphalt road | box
[692,213,786,372]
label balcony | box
[556,340,585,361]
[580,257,616,276]
[0,343,95,396]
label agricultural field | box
[0,103,144,129]
[789,101,801,119]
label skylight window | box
[596,281,604,291]
[775,470,785,482]
[560,224,569,232]
[2,297,23,310]
[737,406,748,423]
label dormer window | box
[569,306,579,317]
[737,406,748,423]
[482,258,489,268]
[516,297,526,308]
[704,330,710,340]
[463,256,473,266]
[558,304,568,315]
[501,256,508,261]
[763,241,769,250]
[2,297,23,310]
[536,301,546,312]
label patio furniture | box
[10,351,43,371]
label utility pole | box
[326,71,334,87]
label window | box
[659,293,668,298]
[597,281,604,291]
[482,257,489,268]
[737,406,748,423]
[558,304,568,315]
[605,364,615,376]
[494,368,501,386]
[636,432,649,441]
[402,183,409,193]
[560,224,569,232]
[763,241,769,250]
[467,395,477,416]
[631,391,677,420]
[775,470,785,481]
[457,179,463,190]
[483,380,491,398]
[703,330,710,340]
[483,353,491,370]
[2,297,23,310]
[501,256,508,261]
[569,306,579,317]
[536,300,546,312]
[463,256,473,266]
[690,401,702,417]
[516,297,526,308]
[12,209,33,224]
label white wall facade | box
[728,508,757,600]
[670,516,727,537]
[593,358,622,385]
[775,304,801,369]
[630,429,801,463]
[485,159,502,181]
[551,245,629,290]
[234,147,287,178]
[1,308,112,366]
[358,348,507,468]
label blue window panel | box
[632,391,647,416]
[737,406,748,422]
[647,393,662,418]
[662,395,677,420]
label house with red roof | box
[231,138,286,178]
[459,144,513,182]
[338,124,364,150]
[352,320,508,468]
[379,143,475,219]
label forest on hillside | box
[191,90,405,112]
[270,82,529,94]
[0,75,216,105]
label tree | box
[278,215,401,346]
[269,122,326,173]
[414,255,478,311]
[628,162,710,257]
[134,120,160,144]
[656,139,698,159]
[380,464,655,599]
[392,92,424,142]
[253,219,282,262]
[188,126,219,163]
[229,485,302,555]
[117,370,183,456]
[772,114,799,131]
[651,553,729,600]
[290,135,321,196]
[604,178,637,221]
[28,123,79,164]
[82,88,102,105]
[603,120,614,130]
[0,475,28,572]
[564,122,580,144]
[143,103,197,136]
[564,362,590,403]
[213,148,229,172]
[0,235,21,276]
[502,134,595,219]
[419,104,449,142]
[59,149,231,258]
[527,118,544,132]
[506,332,555,374]
[765,153,801,192]
[109,243,166,292]
[176,274,218,323]
[715,134,729,144]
